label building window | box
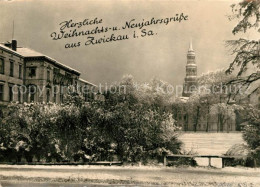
[9,86,13,101]
[10,61,14,77]
[54,68,59,74]
[75,82,77,92]
[0,58,4,74]
[19,64,22,79]
[53,68,60,84]
[29,85,36,102]
[18,86,22,103]
[60,84,64,103]
[29,67,36,77]
[0,85,4,101]
[84,93,87,102]
[47,70,50,81]
[53,86,57,103]
[46,89,50,103]
[90,93,95,100]
[60,93,63,103]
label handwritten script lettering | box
[50,14,189,48]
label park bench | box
[164,154,245,168]
[88,161,123,166]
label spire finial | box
[189,39,193,51]
[12,20,15,39]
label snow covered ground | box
[179,132,245,167]
[179,132,244,155]
[0,133,254,186]
[0,165,259,186]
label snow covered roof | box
[0,43,80,75]
[79,78,97,87]
[17,47,80,75]
[0,43,23,58]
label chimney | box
[11,40,17,51]
[4,42,11,48]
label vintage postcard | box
[0,0,259,186]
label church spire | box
[182,40,197,97]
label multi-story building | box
[0,40,96,106]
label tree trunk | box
[194,106,200,132]
[217,114,220,132]
[220,114,224,132]
[206,105,210,132]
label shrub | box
[167,149,197,167]
[225,144,254,167]
[0,76,182,164]
[239,105,260,167]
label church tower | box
[182,41,197,97]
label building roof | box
[0,43,80,75]
[0,43,24,58]
[1,41,98,86]
[79,78,97,87]
[16,47,81,75]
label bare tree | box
[226,0,260,95]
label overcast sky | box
[0,0,257,86]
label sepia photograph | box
[0,0,259,186]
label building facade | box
[174,98,237,132]
[0,40,25,105]
[0,40,96,106]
